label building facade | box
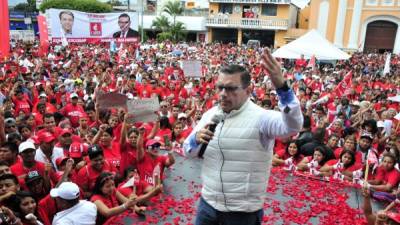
[306,0,400,53]
[206,0,298,47]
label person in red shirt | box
[368,153,400,193]
[12,89,31,116]
[90,172,143,224]
[320,150,361,181]
[76,145,117,198]
[93,125,121,170]
[272,140,304,167]
[0,142,19,167]
[59,93,85,128]
[136,128,175,187]
[119,118,139,175]
[10,141,54,190]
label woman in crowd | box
[13,191,43,225]
[297,146,329,175]
[90,172,143,225]
[368,153,400,193]
[272,140,303,167]
[320,150,360,181]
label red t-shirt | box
[334,148,363,166]
[76,162,117,191]
[117,180,149,197]
[37,194,56,225]
[325,159,361,172]
[374,166,400,187]
[90,190,119,208]
[101,142,121,169]
[13,98,31,116]
[275,149,304,165]
[137,154,168,186]
[60,103,85,127]
[10,161,57,188]
[119,143,137,175]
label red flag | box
[0,0,10,59]
[333,71,352,98]
[307,55,316,69]
[37,15,49,56]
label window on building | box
[261,4,277,16]
[381,0,394,6]
[219,4,233,14]
[365,0,377,6]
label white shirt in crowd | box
[35,147,64,171]
[52,200,97,225]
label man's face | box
[44,117,56,132]
[60,13,74,32]
[216,73,249,113]
[0,179,19,195]
[0,166,10,177]
[21,149,36,164]
[359,138,372,150]
[0,147,13,163]
[118,16,131,32]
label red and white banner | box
[48,8,139,43]
[334,71,352,98]
[0,0,10,59]
[37,15,49,56]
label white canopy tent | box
[272,29,351,60]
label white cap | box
[39,93,47,98]
[70,93,78,99]
[178,113,187,119]
[377,121,385,128]
[19,141,36,153]
[50,182,80,200]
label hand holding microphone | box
[196,113,224,158]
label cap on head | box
[18,141,36,153]
[50,182,80,200]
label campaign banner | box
[182,60,202,77]
[10,30,35,42]
[127,97,160,123]
[97,92,128,109]
[47,8,139,43]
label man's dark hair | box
[0,160,9,167]
[43,113,54,120]
[0,142,18,154]
[0,174,18,185]
[59,11,74,20]
[118,13,130,21]
[220,65,251,88]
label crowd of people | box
[0,38,399,224]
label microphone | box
[198,113,224,158]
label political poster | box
[97,92,128,109]
[127,97,160,123]
[47,8,139,43]
[9,30,35,42]
[182,60,202,77]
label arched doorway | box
[364,20,398,53]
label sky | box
[8,0,27,6]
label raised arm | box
[137,127,145,162]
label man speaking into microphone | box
[183,48,303,225]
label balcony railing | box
[209,0,290,3]
[206,17,288,30]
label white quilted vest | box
[201,100,273,212]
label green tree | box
[170,21,186,42]
[151,15,170,32]
[39,0,112,13]
[162,0,183,28]
[159,0,185,42]
[14,0,38,12]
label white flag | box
[121,176,136,188]
[383,53,391,76]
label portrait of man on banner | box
[113,13,139,38]
[59,10,75,37]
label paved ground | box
[114,153,382,225]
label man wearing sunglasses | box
[184,48,303,225]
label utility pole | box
[140,0,144,43]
